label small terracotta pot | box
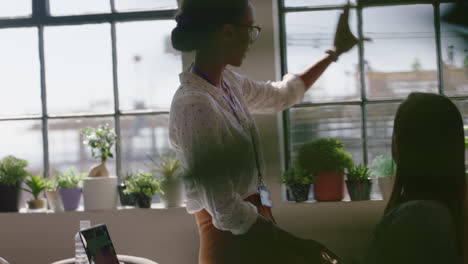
[27,199,45,209]
[313,171,344,201]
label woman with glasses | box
[169,0,359,263]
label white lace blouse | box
[169,67,306,235]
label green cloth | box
[364,200,461,264]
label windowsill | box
[5,195,386,215]
[282,198,385,204]
[12,203,187,214]
[282,189,384,204]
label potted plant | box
[346,164,372,201]
[44,178,64,212]
[281,166,313,202]
[117,172,137,207]
[369,155,396,201]
[123,170,163,208]
[81,124,118,211]
[150,154,184,208]
[296,138,353,201]
[21,173,47,210]
[0,156,29,212]
[56,167,85,211]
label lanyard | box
[191,65,265,187]
[192,64,243,125]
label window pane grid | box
[0,2,179,181]
[110,20,123,181]
[281,0,463,201]
[0,0,32,19]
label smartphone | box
[79,224,120,264]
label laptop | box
[79,224,120,264]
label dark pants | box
[194,194,341,264]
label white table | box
[51,254,158,264]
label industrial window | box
[280,0,467,200]
[0,0,181,206]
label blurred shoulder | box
[171,83,216,112]
[223,68,246,81]
[395,200,450,217]
[383,200,452,230]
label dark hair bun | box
[171,22,200,52]
[171,0,249,52]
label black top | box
[364,200,461,264]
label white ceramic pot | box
[378,176,395,201]
[45,190,64,212]
[83,176,118,211]
[160,179,185,208]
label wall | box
[0,202,384,264]
[0,208,198,264]
[0,0,385,263]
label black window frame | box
[0,0,179,178]
[279,0,468,171]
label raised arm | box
[237,4,366,113]
[299,4,361,89]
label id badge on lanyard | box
[258,185,273,208]
[246,117,273,208]
[214,74,272,208]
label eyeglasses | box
[235,25,262,43]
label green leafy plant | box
[369,155,396,178]
[81,124,117,161]
[123,171,136,182]
[22,174,47,200]
[0,156,29,186]
[150,154,181,185]
[124,170,163,198]
[347,164,371,181]
[44,178,58,191]
[296,138,353,176]
[55,167,86,189]
[281,166,314,185]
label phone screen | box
[79,224,120,264]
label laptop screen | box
[79,224,120,264]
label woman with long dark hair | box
[365,92,467,264]
[169,0,360,263]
